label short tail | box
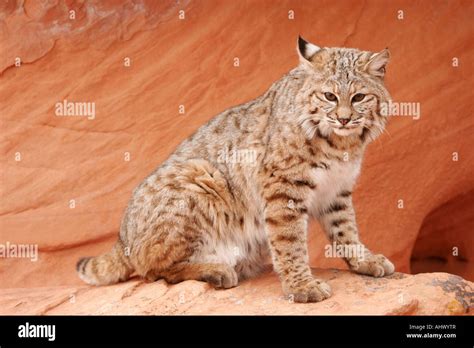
[76,242,133,286]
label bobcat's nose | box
[338,118,350,126]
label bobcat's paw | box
[285,278,332,303]
[349,253,395,277]
[201,265,239,289]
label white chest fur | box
[309,158,362,217]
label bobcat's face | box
[297,37,391,140]
[311,80,378,137]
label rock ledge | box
[1,269,472,315]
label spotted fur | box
[77,36,395,303]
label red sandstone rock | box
[0,270,471,315]
[0,0,472,314]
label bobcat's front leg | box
[264,177,331,303]
[319,190,395,277]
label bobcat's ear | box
[297,36,321,64]
[365,48,390,78]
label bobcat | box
[77,36,395,303]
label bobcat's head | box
[297,36,391,141]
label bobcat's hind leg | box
[161,262,238,289]
[131,158,238,287]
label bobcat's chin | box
[332,126,362,137]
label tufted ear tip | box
[297,35,307,54]
[297,35,321,62]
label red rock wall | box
[1,0,473,288]
[411,190,474,280]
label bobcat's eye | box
[324,92,337,102]
[351,93,365,103]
